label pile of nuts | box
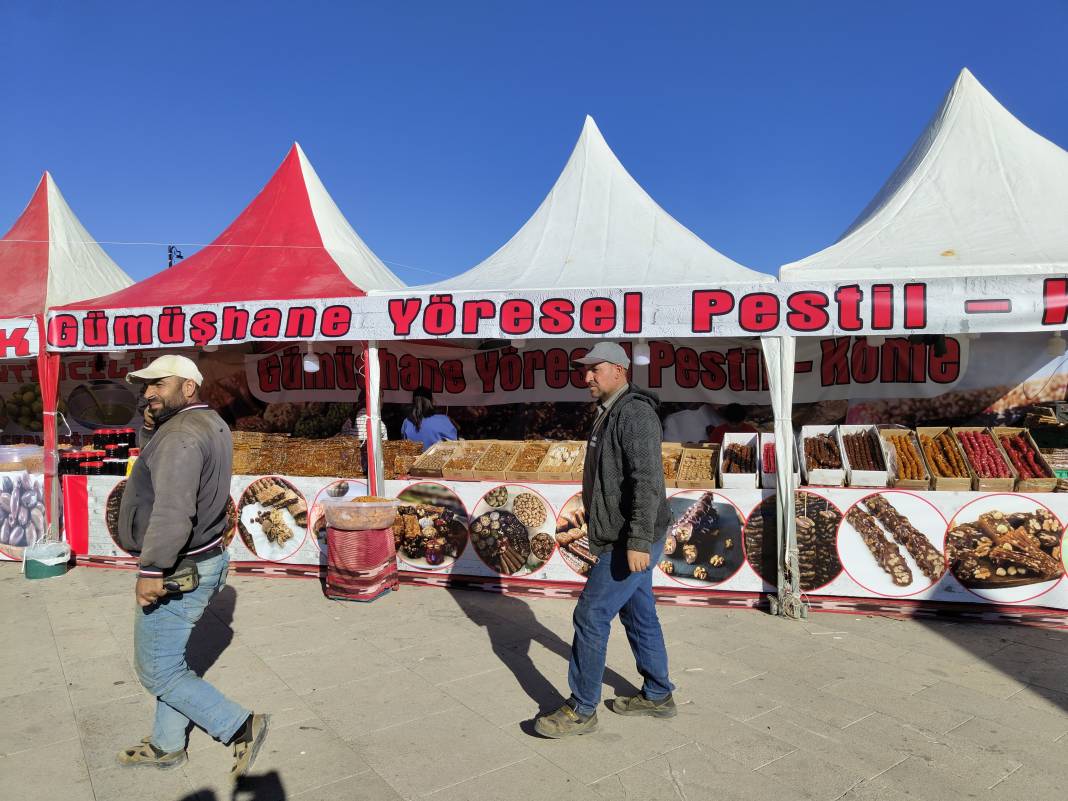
[512,492,547,528]
[677,450,715,483]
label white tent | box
[414,115,771,291]
[781,68,1068,281]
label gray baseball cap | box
[572,342,630,369]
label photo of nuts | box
[659,491,745,586]
[472,485,555,576]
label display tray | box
[509,441,554,483]
[442,441,493,481]
[719,433,758,489]
[675,444,718,490]
[536,441,586,483]
[661,443,683,489]
[469,441,524,482]
[879,429,931,490]
[759,433,800,490]
[800,425,845,487]
[992,427,1057,493]
[951,427,1017,492]
[408,440,462,478]
[915,426,973,492]
[839,424,890,488]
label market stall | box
[0,172,133,562]
[49,143,406,572]
[773,68,1068,615]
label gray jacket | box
[582,386,672,556]
[118,404,233,577]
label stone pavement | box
[2,564,1068,801]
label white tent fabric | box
[412,116,771,291]
[296,144,405,292]
[45,174,134,307]
[781,68,1068,281]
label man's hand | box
[142,406,156,430]
[627,549,650,573]
[136,577,166,607]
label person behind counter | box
[706,403,757,444]
[400,387,457,449]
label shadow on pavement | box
[447,586,639,715]
[179,769,287,801]
[189,584,237,676]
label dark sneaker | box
[610,693,678,718]
[231,713,270,782]
[533,703,598,738]
[116,738,186,770]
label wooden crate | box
[661,443,683,489]
[915,427,973,491]
[879,429,931,490]
[951,426,1017,492]
[992,427,1057,492]
[469,441,524,482]
[409,440,461,478]
[675,445,719,490]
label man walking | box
[115,355,268,779]
[535,342,675,737]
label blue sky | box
[2,1,1066,285]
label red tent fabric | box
[58,143,403,311]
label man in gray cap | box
[114,355,268,780]
[535,342,675,737]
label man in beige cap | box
[535,342,675,738]
[115,354,268,781]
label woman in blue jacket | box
[400,387,457,450]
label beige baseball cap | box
[572,342,630,369]
[125,355,204,386]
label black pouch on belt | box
[162,560,200,595]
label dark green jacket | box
[582,386,672,556]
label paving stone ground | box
[2,563,1067,801]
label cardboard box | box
[443,441,493,481]
[951,427,1017,492]
[914,427,973,491]
[799,425,846,487]
[675,444,719,489]
[839,424,890,488]
[537,441,586,483]
[408,440,462,478]
[759,432,801,490]
[469,441,524,482]
[878,428,931,490]
[508,441,554,483]
[661,442,683,489]
[992,427,1057,492]
[719,432,759,489]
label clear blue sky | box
[2,1,1066,285]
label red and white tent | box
[0,172,134,533]
[57,143,403,312]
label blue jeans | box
[134,551,248,752]
[568,539,673,716]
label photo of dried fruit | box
[392,482,469,570]
[106,478,238,555]
[238,477,308,561]
[945,494,1065,603]
[471,485,555,576]
[0,472,47,561]
[659,491,745,586]
[555,493,594,577]
[795,491,844,592]
[743,494,778,588]
[838,491,946,597]
[309,479,370,552]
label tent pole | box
[365,340,386,497]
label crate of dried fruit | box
[537,441,586,482]
[719,432,759,489]
[661,442,683,489]
[839,425,890,488]
[408,440,462,478]
[470,441,524,482]
[442,440,493,481]
[799,425,845,487]
[992,427,1056,492]
[508,440,553,482]
[951,427,1017,492]
[916,427,972,491]
[879,428,931,490]
[675,444,718,490]
[759,433,800,490]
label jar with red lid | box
[80,461,103,476]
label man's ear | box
[183,379,198,400]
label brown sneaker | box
[533,703,598,738]
[116,738,187,770]
[610,693,678,718]
[231,713,270,782]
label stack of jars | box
[61,428,141,476]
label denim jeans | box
[134,551,248,752]
[568,539,673,716]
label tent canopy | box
[0,172,132,317]
[58,143,403,311]
[781,68,1068,281]
[410,116,771,292]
